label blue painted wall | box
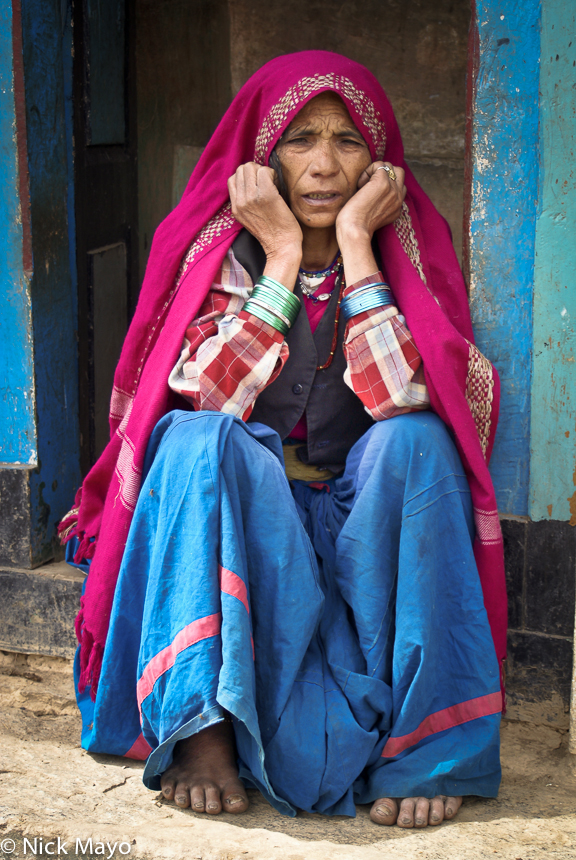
[20,0,81,560]
[468,0,540,516]
[0,0,36,465]
[530,0,576,523]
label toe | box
[370,797,398,825]
[222,781,249,814]
[204,783,222,814]
[397,797,416,828]
[160,776,176,801]
[174,781,191,808]
[429,796,445,825]
[190,785,206,812]
[414,797,430,828]
[444,796,462,819]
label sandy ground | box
[1,651,576,860]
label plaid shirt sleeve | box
[343,271,430,420]
[168,248,289,420]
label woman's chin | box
[295,211,339,230]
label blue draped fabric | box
[71,410,501,816]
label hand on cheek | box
[337,162,406,240]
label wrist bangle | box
[346,281,391,300]
[341,287,395,322]
[245,296,292,329]
[256,276,300,309]
[252,280,300,326]
[243,299,289,336]
[252,286,299,322]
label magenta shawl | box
[60,51,507,697]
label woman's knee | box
[369,412,451,451]
[357,412,464,482]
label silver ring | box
[376,165,397,181]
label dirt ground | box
[1,651,576,860]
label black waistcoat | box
[233,230,375,470]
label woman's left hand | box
[336,162,406,242]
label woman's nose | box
[309,140,340,176]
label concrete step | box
[0,561,84,658]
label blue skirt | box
[71,410,501,817]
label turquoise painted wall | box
[0,0,36,464]
[468,0,540,517]
[530,0,576,523]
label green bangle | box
[256,277,301,315]
[243,299,289,336]
[246,296,292,329]
[252,289,299,325]
[252,283,300,326]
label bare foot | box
[160,719,249,815]
[370,795,462,827]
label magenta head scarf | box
[60,51,507,698]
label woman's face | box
[275,92,372,229]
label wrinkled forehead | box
[254,75,387,163]
[284,92,360,134]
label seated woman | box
[61,51,507,829]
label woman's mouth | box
[301,192,341,206]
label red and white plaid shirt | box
[168,248,429,422]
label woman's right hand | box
[228,163,302,290]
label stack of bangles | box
[340,281,395,322]
[243,275,301,336]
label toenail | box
[431,814,441,821]
[226,795,244,806]
[375,806,393,816]
[415,818,425,825]
[446,808,453,815]
[208,802,218,810]
[194,801,204,808]
[401,817,412,824]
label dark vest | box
[233,230,375,470]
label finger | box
[227,175,238,213]
[429,796,445,825]
[357,167,371,189]
[394,165,405,186]
[414,797,430,828]
[362,161,383,179]
[256,165,277,187]
[444,796,462,819]
[397,797,416,828]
